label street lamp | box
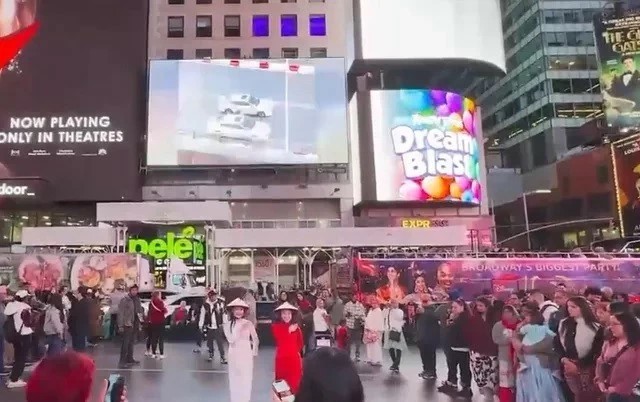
[522,189,552,250]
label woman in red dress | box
[272,302,304,394]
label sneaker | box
[157,355,165,360]
[458,388,473,398]
[425,372,437,380]
[437,382,457,393]
[193,347,201,353]
[418,371,426,377]
[7,379,27,388]
[220,358,228,365]
[151,354,157,359]
[145,351,153,357]
[207,356,214,362]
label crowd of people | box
[3,280,640,402]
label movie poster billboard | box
[370,89,482,205]
[612,134,640,236]
[0,253,142,294]
[146,59,349,166]
[594,12,640,128]
[356,258,640,304]
[0,0,148,201]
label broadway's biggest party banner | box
[355,258,640,304]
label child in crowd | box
[335,318,349,350]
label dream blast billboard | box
[146,59,349,166]
[0,0,148,201]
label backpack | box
[20,308,37,328]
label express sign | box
[400,218,449,228]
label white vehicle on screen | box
[207,115,270,143]
[219,94,274,118]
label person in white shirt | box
[4,290,33,388]
[312,298,331,349]
[364,300,384,366]
[383,300,407,373]
[529,289,558,325]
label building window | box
[253,48,270,58]
[253,0,268,3]
[167,16,185,38]
[196,15,212,37]
[168,0,184,4]
[309,0,325,2]
[225,0,241,3]
[309,14,326,36]
[225,15,241,37]
[252,15,269,37]
[195,48,213,58]
[224,48,242,59]
[596,165,609,184]
[196,0,212,3]
[166,49,184,59]
[281,0,296,2]
[310,47,327,58]
[282,47,298,58]
[281,14,297,36]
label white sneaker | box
[157,355,165,359]
[145,351,153,357]
[7,379,27,388]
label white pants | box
[366,340,382,364]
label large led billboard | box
[0,0,148,201]
[146,59,349,166]
[357,0,505,73]
[595,12,640,128]
[613,134,640,236]
[371,90,482,205]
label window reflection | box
[0,210,96,245]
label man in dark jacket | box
[68,286,92,352]
[416,303,440,379]
[117,284,143,368]
[198,289,227,363]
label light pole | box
[522,189,552,250]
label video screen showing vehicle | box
[146,59,349,166]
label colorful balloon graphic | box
[421,176,449,199]
[391,89,482,205]
[398,180,423,201]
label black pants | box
[389,348,402,368]
[10,335,28,382]
[71,330,87,352]
[206,327,225,359]
[418,343,437,374]
[347,328,363,359]
[109,314,118,339]
[149,323,165,355]
[119,326,136,364]
[446,349,471,388]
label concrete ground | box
[0,342,488,402]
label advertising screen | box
[595,12,640,128]
[357,0,505,73]
[0,0,148,201]
[146,59,349,166]
[355,258,640,304]
[612,134,640,236]
[371,90,482,205]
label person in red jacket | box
[272,302,304,394]
[147,291,168,358]
[335,318,349,350]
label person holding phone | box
[272,302,304,394]
[224,298,259,402]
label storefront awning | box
[214,226,468,248]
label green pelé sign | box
[128,226,205,265]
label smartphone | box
[105,374,125,402]
[273,379,290,395]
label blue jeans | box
[46,335,65,356]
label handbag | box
[388,329,401,342]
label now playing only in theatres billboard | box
[0,0,148,201]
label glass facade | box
[471,0,606,172]
[0,206,96,245]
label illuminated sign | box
[371,90,482,205]
[400,219,449,228]
[127,226,205,267]
[0,183,35,197]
